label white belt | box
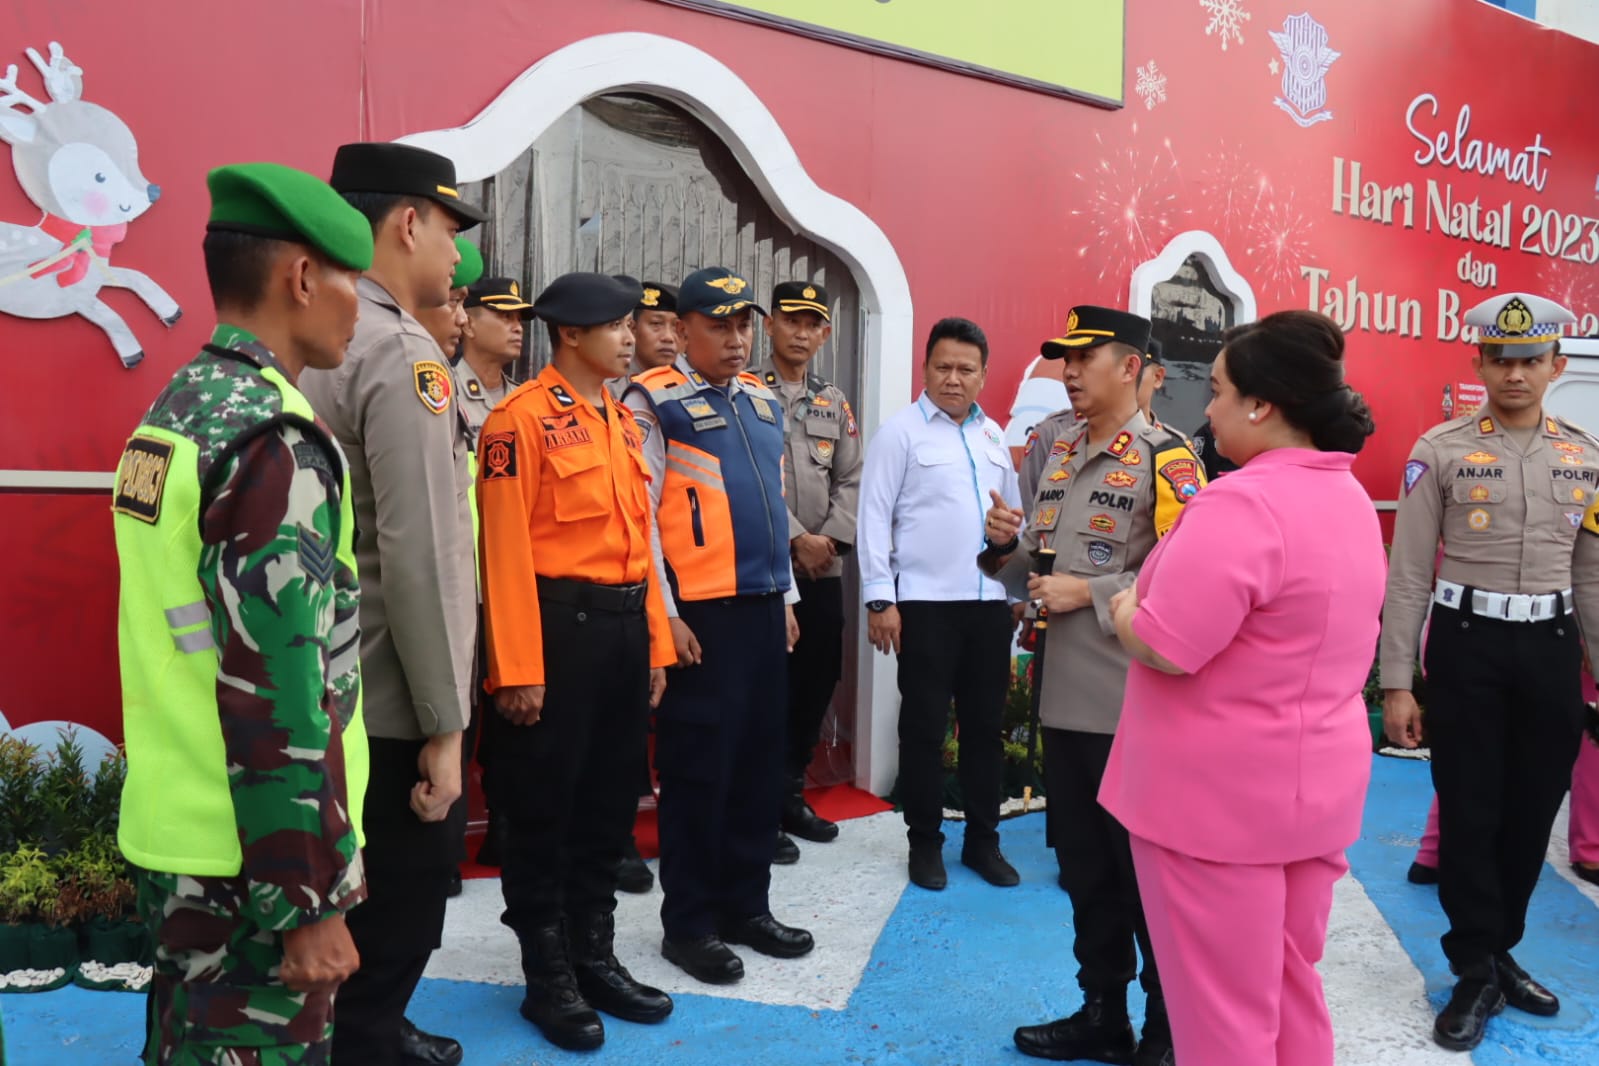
[1433,580,1573,623]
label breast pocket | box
[806,418,841,467]
[1067,503,1132,575]
[1449,479,1508,536]
[1546,462,1596,508]
[547,446,611,521]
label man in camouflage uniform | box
[114,163,372,1064]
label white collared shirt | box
[859,392,1019,604]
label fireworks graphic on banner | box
[1134,61,1167,110]
[1245,183,1317,301]
[1540,256,1599,322]
[1198,143,1271,243]
[1071,127,1185,283]
[1200,0,1251,52]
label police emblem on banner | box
[414,360,452,414]
[1269,13,1339,128]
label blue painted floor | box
[4,756,1598,1065]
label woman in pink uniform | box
[1099,310,1386,1066]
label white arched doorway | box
[400,32,913,795]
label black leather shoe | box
[570,912,673,1023]
[399,1018,463,1066]
[518,924,605,1051]
[1432,976,1504,1052]
[962,842,1020,887]
[773,830,801,865]
[1573,862,1599,885]
[908,846,947,890]
[617,839,654,894]
[1496,952,1559,1016]
[662,934,744,984]
[1013,993,1136,1063]
[782,794,839,842]
[718,913,814,959]
[1407,861,1439,885]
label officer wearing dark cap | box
[606,281,681,401]
[623,266,813,985]
[454,276,532,447]
[984,304,1199,1066]
[298,141,484,1066]
[1383,291,1599,1051]
[476,272,677,1050]
[756,281,863,863]
[117,163,369,1064]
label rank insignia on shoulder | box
[764,371,777,385]
[1462,451,1499,464]
[1102,470,1137,488]
[549,383,577,407]
[1478,416,1496,434]
[466,379,482,397]
[112,435,173,525]
[1120,449,1142,467]
[414,360,452,414]
[1107,431,1133,457]
[481,430,519,479]
[297,525,335,586]
[1547,417,1561,435]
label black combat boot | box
[518,923,605,1051]
[1013,990,1137,1064]
[569,911,674,1024]
[1133,992,1175,1066]
[616,836,654,894]
[781,776,839,842]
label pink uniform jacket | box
[1100,448,1388,865]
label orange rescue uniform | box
[477,364,676,689]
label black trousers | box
[655,594,787,940]
[1043,728,1161,999]
[333,736,459,1066]
[1425,602,1585,969]
[894,599,1010,849]
[482,594,651,937]
[786,575,845,784]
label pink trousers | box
[1416,735,1599,868]
[1130,835,1346,1066]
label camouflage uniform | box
[132,329,365,1065]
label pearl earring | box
[1248,412,1258,421]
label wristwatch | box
[866,600,893,613]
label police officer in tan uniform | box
[1382,292,1599,1053]
[982,306,1199,1066]
[1019,404,1079,506]
[607,281,680,401]
[757,281,863,863]
[454,276,532,447]
[298,141,485,1066]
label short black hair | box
[925,317,989,366]
[340,191,435,234]
[545,320,564,353]
[203,229,285,311]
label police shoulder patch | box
[1402,459,1429,495]
[414,360,452,415]
[112,435,174,525]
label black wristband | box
[984,535,1020,555]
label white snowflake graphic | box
[1134,60,1167,110]
[1200,0,1251,51]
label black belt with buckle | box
[537,576,648,613]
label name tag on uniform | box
[692,416,728,432]
[751,396,777,423]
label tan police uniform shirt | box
[299,277,477,739]
[451,358,511,450]
[994,410,1203,734]
[1019,407,1080,506]
[1380,410,1599,689]
[759,366,864,580]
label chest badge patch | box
[1089,513,1117,534]
[682,397,716,420]
[751,396,777,423]
[1120,449,1142,467]
[1468,485,1490,502]
[1561,455,1584,466]
[1033,506,1059,528]
[1102,470,1137,489]
[1573,488,1586,503]
[1462,451,1498,464]
[1467,508,1491,531]
[1087,540,1114,567]
[414,360,452,414]
[1569,512,1584,527]
[1554,441,1585,454]
[816,439,834,460]
[1049,468,1071,483]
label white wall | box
[1539,0,1599,46]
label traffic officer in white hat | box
[1382,291,1599,1052]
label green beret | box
[452,238,484,289]
[206,162,374,271]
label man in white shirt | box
[858,317,1023,891]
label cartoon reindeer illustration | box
[0,42,178,368]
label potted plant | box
[0,843,76,991]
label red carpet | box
[459,784,892,878]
